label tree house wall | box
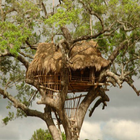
[34,68,96,94]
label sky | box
[0,78,140,140]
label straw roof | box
[26,40,110,79]
[69,40,109,70]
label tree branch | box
[37,96,61,110]
[117,20,138,31]
[79,0,104,30]
[0,0,4,21]
[26,79,62,109]
[19,51,34,59]
[103,0,108,6]
[71,1,118,44]
[108,39,129,63]
[105,70,122,88]
[71,30,106,44]
[89,88,110,117]
[124,79,140,96]
[90,11,104,30]
[61,26,72,43]
[76,87,99,130]
[0,51,29,69]
[44,106,62,140]
[0,88,44,119]
[106,77,117,87]
[0,1,16,21]
[11,54,29,69]
[25,39,37,50]
[41,1,48,18]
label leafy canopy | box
[0,0,140,125]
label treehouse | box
[26,40,110,94]
[26,40,110,137]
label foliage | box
[30,128,66,140]
[0,22,31,55]
[2,112,14,125]
[30,129,53,140]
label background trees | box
[30,128,66,140]
[0,0,140,140]
[30,129,53,140]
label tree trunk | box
[44,105,62,140]
[58,88,99,140]
[76,87,99,134]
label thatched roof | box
[26,40,110,78]
[69,40,108,70]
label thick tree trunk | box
[44,105,62,140]
[46,122,62,140]
[76,87,99,134]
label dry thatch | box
[69,40,109,70]
[26,43,62,79]
[26,40,110,79]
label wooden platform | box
[34,75,109,93]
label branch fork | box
[106,70,122,88]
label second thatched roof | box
[26,40,110,79]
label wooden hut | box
[26,40,110,94]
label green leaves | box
[45,7,81,27]
[90,2,107,15]
[2,112,14,125]
[30,129,53,140]
[0,22,31,55]
[109,0,119,6]
[0,0,41,55]
[30,128,66,140]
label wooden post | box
[90,15,93,36]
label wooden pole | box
[51,0,55,43]
[90,14,93,36]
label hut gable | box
[69,40,109,71]
[26,43,62,78]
